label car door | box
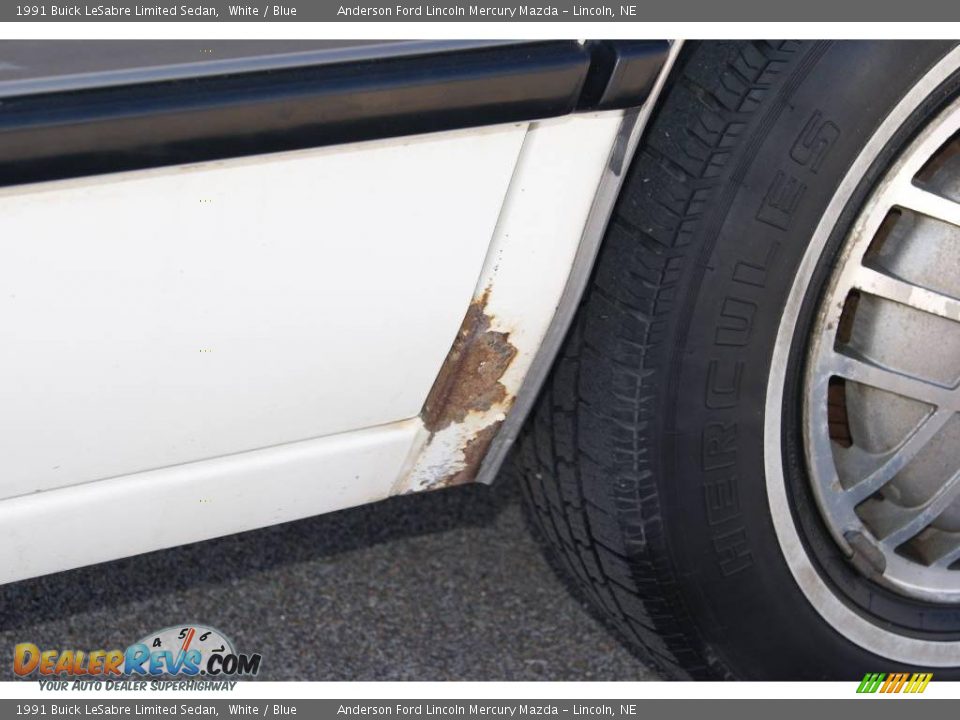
[0,39,668,583]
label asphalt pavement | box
[0,470,657,681]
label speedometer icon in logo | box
[128,624,261,677]
[138,625,235,663]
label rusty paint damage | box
[399,289,518,492]
[422,289,517,432]
[438,419,505,488]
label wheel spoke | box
[931,541,960,569]
[852,267,960,323]
[839,408,955,505]
[826,351,959,411]
[870,468,960,548]
[894,183,960,228]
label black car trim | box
[0,40,668,187]
[0,40,518,99]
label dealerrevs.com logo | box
[14,625,262,681]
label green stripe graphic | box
[857,672,886,693]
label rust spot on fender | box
[400,289,519,492]
[435,420,505,488]
[421,289,518,433]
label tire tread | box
[516,40,806,680]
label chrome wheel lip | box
[803,96,960,604]
[765,47,960,666]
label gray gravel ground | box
[0,473,657,681]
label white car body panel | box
[0,421,420,585]
[0,110,625,584]
[0,124,525,498]
[397,111,625,492]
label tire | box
[516,40,960,680]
